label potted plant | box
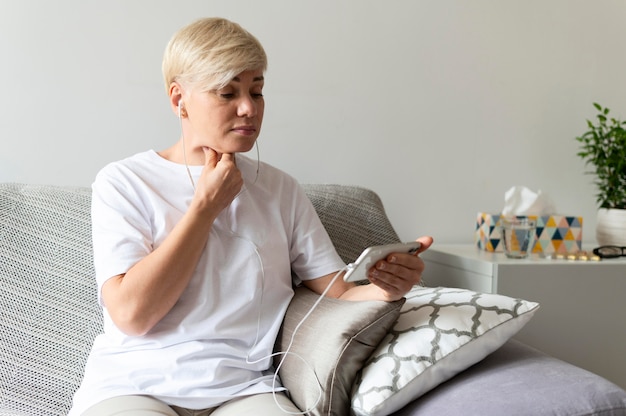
[575,102,626,246]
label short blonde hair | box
[162,17,267,93]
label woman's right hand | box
[193,147,243,215]
[102,147,244,336]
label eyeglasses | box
[592,245,626,259]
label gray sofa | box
[1,182,625,416]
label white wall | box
[1,0,625,245]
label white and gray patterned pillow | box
[351,286,540,416]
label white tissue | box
[502,186,556,216]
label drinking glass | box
[500,217,536,259]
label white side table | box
[420,244,626,389]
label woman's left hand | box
[366,235,433,301]
[304,236,434,302]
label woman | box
[70,17,433,416]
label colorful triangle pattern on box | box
[475,212,583,254]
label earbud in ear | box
[178,101,183,117]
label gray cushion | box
[275,286,405,416]
[302,184,401,264]
[392,339,626,416]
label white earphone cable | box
[178,100,331,414]
[178,102,260,189]
[179,103,196,191]
[245,265,348,415]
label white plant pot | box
[596,208,626,246]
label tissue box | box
[475,213,583,254]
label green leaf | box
[575,102,626,208]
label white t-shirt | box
[69,150,345,414]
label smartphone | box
[343,241,422,282]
